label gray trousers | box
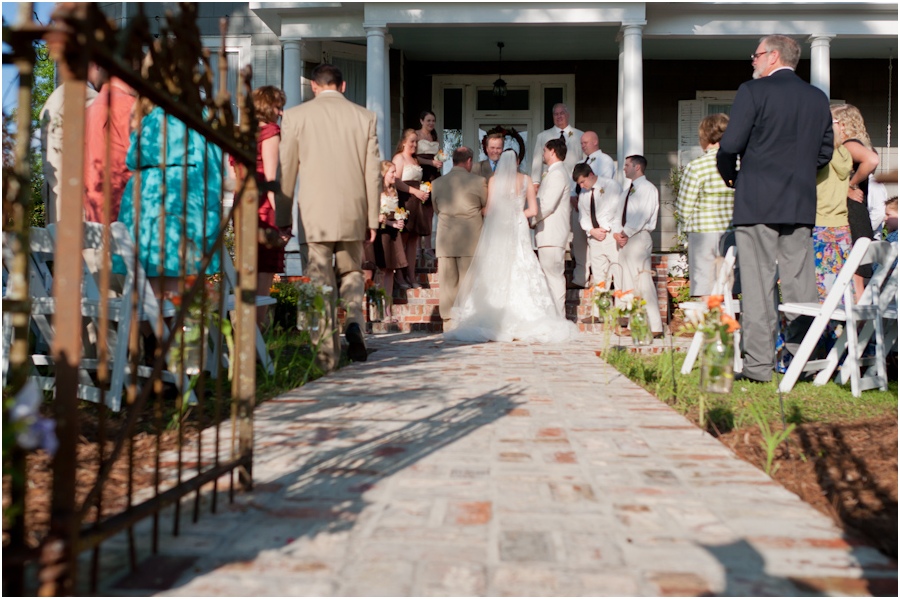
[734,224,817,381]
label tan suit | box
[431,166,487,320]
[279,90,381,370]
[474,159,495,180]
[534,161,571,315]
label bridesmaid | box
[415,110,442,261]
[392,129,429,289]
[376,160,408,320]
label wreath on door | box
[482,125,526,164]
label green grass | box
[603,348,898,434]
[256,326,326,402]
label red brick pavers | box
[97,333,896,596]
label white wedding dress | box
[445,152,578,343]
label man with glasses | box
[717,34,834,383]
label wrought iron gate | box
[3,3,261,594]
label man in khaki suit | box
[474,132,504,179]
[532,138,572,316]
[431,147,488,321]
[279,64,381,370]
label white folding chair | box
[778,238,894,397]
[680,246,742,375]
[218,252,275,375]
[806,242,897,394]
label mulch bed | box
[718,415,898,560]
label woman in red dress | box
[231,86,287,325]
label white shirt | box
[578,177,623,234]
[619,175,659,238]
[584,150,616,180]
[531,125,584,192]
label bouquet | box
[435,149,449,162]
[420,181,432,199]
[394,207,409,222]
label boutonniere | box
[588,157,595,163]
[598,187,605,195]
[567,131,573,138]
[628,186,636,196]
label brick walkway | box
[99,332,896,596]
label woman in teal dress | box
[117,104,222,294]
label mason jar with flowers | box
[685,294,741,394]
[613,289,652,346]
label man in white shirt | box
[580,131,616,180]
[573,163,624,323]
[531,103,584,287]
[533,138,572,315]
[615,155,663,336]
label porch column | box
[809,34,835,99]
[365,26,389,159]
[383,34,392,153]
[282,39,303,109]
[621,22,645,161]
[616,34,625,183]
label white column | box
[366,26,389,159]
[616,34,625,184]
[383,35,392,154]
[809,34,835,99]
[621,22,645,161]
[282,40,303,109]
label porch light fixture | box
[492,42,507,98]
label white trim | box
[322,40,367,63]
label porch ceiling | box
[387,25,897,62]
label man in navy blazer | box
[717,34,833,383]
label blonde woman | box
[831,104,879,297]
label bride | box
[444,149,578,343]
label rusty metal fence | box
[3,3,261,594]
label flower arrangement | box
[613,289,652,346]
[684,294,740,341]
[591,281,614,318]
[394,207,409,222]
[435,149,449,162]
[420,181,432,196]
[269,276,334,335]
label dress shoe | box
[734,372,769,384]
[345,323,368,362]
[395,275,411,290]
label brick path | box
[99,332,896,596]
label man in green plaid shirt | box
[675,113,737,297]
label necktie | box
[590,189,600,230]
[491,160,496,172]
[558,130,566,142]
[622,183,634,227]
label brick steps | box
[357,253,671,336]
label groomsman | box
[475,132,504,179]
[572,162,624,323]
[615,155,663,336]
[580,131,616,180]
[431,147,488,321]
[533,138,572,316]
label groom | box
[532,138,571,316]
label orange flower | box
[365,279,375,290]
[594,281,606,290]
[721,313,740,333]
[706,295,724,309]
[298,276,311,284]
[184,274,199,288]
[613,288,633,299]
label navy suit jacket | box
[717,69,833,227]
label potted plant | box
[666,252,690,304]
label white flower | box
[321,285,334,295]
